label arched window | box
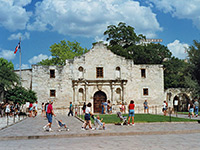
[115,67,121,78]
[78,66,84,79]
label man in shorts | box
[43,100,56,131]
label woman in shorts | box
[81,102,94,130]
[128,100,135,126]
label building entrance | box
[93,91,107,113]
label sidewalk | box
[0,114,200,141]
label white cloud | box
[8,32,30,40]
[149,0,200,29]
[167,40,189,59]
[27,0,162,38]
[15,63,30,70]
[0,0,32,31]
[0,49,15,60]
[28,54,52,64]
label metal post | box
[169,107,171,122]
[19,37,22,84]
[7,115,9,126]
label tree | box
[104,22,172,64]
[163,57,191,89]
[5,86,37,104]
[38,40,89,65]
[104,22,145,48]
[187,40,200,95]
[0,58,19,101]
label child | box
[94,115,105,130]
[56,119,69,131]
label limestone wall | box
[18,43,164,114]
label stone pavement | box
[1,114,200,141]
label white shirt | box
[85,107,91,114]
[163,103,166,109]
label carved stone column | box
[110,82,114,103]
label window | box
[50,90,56,97]
[50,70,55,78]
[141,69,146,78]
[78,67,84,78]
[143,88,148,96]
[116,67,121,78]
[96,67,103,78]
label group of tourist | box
[188,99,199,118]
[0,102,20,117]
[28,101,38,117]
[101,100,112,114]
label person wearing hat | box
[43,100,56,131]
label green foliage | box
[38,40,89,65]
[0,58,19,94]
[187,40,200,95]
[5,86,37,104]
[104,22,145,47]
[163,57,190,89]
[0,58,14,70]
[104,22,172,64]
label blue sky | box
[0,0,200,69]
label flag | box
[14,42,20,54]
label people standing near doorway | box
[188,100,195,118]
[103,100,108,114]
[107,100,112,114]
[43,100,56,131]
[68,102,73,116]
[143,100,149,113]
[101,102,104,114]
[81,102,94,130]
[128,100,135,126]
[194,99,199,117]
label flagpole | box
[19,37,21,84]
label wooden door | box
[93,91,107,113]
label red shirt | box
[129,104,135,110]
[47,104,53,114]
[29,103,33,108]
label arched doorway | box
[93,91,107,113]
[173,93,190,112]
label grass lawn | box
[77,114,197,124]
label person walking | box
[194,99,199,117]
[188,100,195,118]
[143,100,149,113]
[162,101,167,116]
[33,101,38,117]
[128,100,135,126]
[41,102,45,117]
[68,102,73,116]
[81,102,94,130]
[43,100,56,131]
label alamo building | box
[16,43,165,113]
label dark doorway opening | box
[93,91,107,113]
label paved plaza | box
[1,114,200,150]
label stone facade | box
[17,43,165,113]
